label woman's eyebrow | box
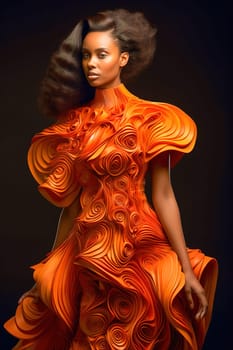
[82,47,109,51]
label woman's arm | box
[150,157,208,319]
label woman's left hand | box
[184,271,208,320]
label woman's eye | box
[98,52,107,59]
[82,52,89,59]
[82,52,107,60]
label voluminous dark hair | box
[38,9,157,118]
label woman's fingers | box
[184,277,208,320]
[195,289,208,320]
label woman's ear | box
[120,52,129,67]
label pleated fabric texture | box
[4,84,218,349]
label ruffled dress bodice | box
[27,84,197,208]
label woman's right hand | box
[184,271,208,320]
[18,283,40,304]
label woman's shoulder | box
[126,94,196,128]
[133,95,190,114]
[132,97,197,165]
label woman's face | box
[82,30,129,89]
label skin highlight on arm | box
[150,157,208,319]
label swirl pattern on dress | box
[4,84,218,350]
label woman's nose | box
[87,55,96,67]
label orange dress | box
[4,84,218,349]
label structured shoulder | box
[131,99,197,165]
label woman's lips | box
[87,72,99,80]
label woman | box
[4,8,218,350]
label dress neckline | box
[89,84,136,109]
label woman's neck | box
[90,84,134,109]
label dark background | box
[1,0,231,349]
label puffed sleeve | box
[27,120,81,207]
[141,102,197,167]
